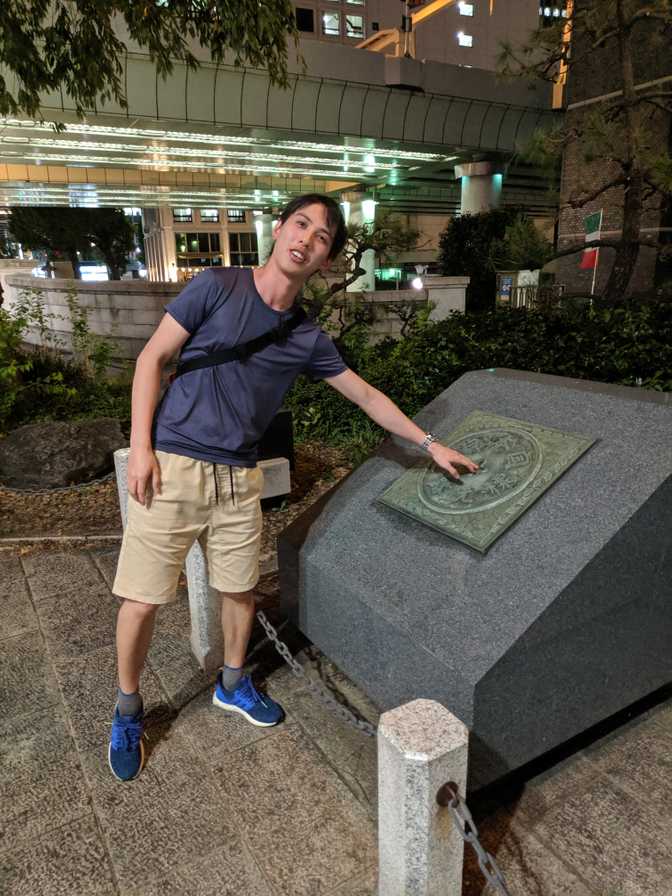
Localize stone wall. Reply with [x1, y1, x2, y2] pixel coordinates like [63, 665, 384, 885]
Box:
[3, 273, 181, 368]
[0, 259, 36, 302]
[331, 277, 468, 340]
[3, 273, 467, 367]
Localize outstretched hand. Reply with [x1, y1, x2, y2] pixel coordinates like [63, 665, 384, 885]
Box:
[428, 443, 479, 481]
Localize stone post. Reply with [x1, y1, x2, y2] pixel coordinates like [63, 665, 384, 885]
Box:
[113, 448, 224, 672]
[378, 699, 469, 896]
[425, 276, 470, 318]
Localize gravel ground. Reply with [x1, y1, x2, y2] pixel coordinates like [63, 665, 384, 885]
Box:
[0, 442, 353, 553]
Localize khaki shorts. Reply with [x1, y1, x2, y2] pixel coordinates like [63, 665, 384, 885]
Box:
[113, 450, 264, 604]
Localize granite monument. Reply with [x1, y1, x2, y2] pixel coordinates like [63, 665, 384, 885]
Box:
[278, 369, 672, 788]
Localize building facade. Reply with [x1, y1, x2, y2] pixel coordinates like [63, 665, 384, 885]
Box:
[0, 2, 558, 285]
[557, 5, 672, 296]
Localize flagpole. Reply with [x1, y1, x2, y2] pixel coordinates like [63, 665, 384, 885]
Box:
[591, 248, 599, 297]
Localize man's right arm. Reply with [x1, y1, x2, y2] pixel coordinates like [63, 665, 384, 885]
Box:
[129, 313, 191, 505]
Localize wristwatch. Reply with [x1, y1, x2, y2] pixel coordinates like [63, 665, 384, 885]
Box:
[420, 432, 438, 452]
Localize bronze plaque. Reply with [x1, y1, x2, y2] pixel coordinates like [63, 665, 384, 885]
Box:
[378, 411, 596, 552]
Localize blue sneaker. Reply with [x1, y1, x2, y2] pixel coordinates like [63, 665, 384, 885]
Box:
[108, 706, 145, 781]
[212, 673, 285, 727]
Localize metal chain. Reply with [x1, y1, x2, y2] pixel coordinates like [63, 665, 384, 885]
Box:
[437, 783, 512, 895]
[257, 611, 509, 892]
[0, 470, 117, 496]
[255, 609, 377, 737]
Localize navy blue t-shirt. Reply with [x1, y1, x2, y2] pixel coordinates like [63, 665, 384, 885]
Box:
[153, 267, 347, 466]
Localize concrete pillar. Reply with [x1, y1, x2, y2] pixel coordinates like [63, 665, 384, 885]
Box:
[254, 210, 274, 265]
[345, 195, 376, 293]
[142, 208, 175, 282]
[378, 699, 469, 896]
[454, 162, 502, 215]
[425, 276, 469, 318]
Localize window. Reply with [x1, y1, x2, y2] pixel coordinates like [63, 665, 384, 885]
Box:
[200, 208, 219, 223]
[458, 1, 474, 14]
[175, 232, 222, 268]
[539, 5, 565, 26]
[296, 7, 315, 32]
[172, 208, 192, 223]
[457, 31, 473, 46]
[345, 14, 364, 38]
[227, 209, 246, 223]
[346, 0, 365, 5]
[322, 11, 340, 36]
[229, 232, 259, 267]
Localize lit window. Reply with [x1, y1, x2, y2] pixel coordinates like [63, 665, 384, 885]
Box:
[553, 7, 560, 14]
[457, 31, 473, 46]
[347, 0, 365, 5]
[561, 7, 568, 14]
[322, 11, 340, 36]
[345, 14, 364, 38]
[544, 6, 551, 14]
[296, 8, 314, 32]
[458, 2, 474, 15]
[172, 208, 192, 223]
[229, 232, 259, 267]
[200, 208, 219, 223]
[227, 209, 246, 223]
[175, 232, 222, 267]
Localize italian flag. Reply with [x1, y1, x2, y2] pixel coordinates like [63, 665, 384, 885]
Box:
[580, 211, 602, 270]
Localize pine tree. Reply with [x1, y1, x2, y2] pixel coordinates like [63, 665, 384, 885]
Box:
[499, 0, 672, 302]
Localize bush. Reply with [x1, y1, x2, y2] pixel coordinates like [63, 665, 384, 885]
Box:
[284, 303, 672, 456]
[0, 289, 130, 433]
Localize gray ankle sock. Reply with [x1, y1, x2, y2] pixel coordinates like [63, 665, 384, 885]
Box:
[221, 665, 243, 691]
[117, 688, 142, 717]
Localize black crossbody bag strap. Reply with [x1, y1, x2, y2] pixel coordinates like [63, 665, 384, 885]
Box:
[172, 307, 307, 379]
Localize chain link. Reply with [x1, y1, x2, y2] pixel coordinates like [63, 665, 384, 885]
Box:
[255, 610, 377, 737]
[0, 470, 117, 496]
[438, 783, 512, 895]
[257, 610, 511, 891]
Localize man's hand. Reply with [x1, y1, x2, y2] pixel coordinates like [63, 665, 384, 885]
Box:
[128, 447, 162, 506]
[428, 442, 479, 481]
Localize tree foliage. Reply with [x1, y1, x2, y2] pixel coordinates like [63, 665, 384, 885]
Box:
[489, 213, 554, 272]
[304, 212, 420, 321]
[288, 211, 423, 371]
[9, 207, 135, 279]
[498, 0, 672, 303]
[0, 0, 300, 121]
[437, 209, 519, 312]
[284, 301, 672, 456]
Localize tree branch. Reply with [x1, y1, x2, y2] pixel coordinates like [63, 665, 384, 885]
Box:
[551, 239, 655, 260]
[630, 8, 672, 27]
[563, 176, 626, 209]
[642, 174, 671, 199]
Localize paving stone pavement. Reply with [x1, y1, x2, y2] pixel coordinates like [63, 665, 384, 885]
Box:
[1, 544, 671, 896]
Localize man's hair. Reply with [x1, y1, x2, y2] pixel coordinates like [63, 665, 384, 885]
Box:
[277, 193, 347, 260]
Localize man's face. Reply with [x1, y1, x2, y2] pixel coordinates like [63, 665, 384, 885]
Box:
[271, 203, 335, 280]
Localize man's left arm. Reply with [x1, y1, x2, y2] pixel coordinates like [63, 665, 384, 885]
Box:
[325, 369, 479, 481]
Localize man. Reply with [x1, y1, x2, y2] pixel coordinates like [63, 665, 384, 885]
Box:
[109, 193, 478, 781]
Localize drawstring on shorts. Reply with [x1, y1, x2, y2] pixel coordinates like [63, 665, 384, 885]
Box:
[212, 463, 236, 506]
